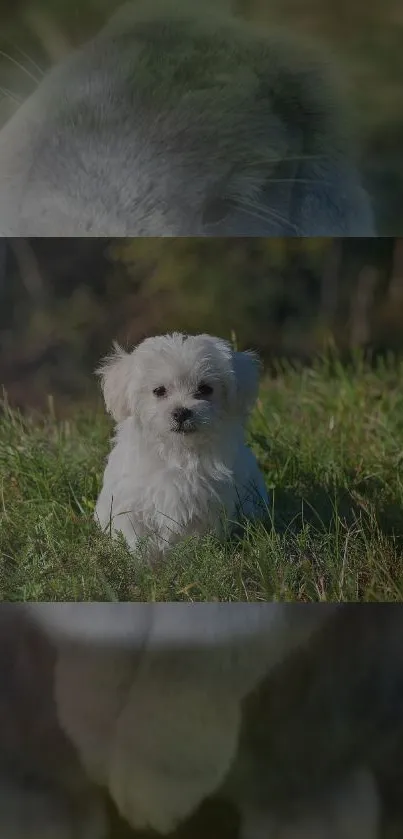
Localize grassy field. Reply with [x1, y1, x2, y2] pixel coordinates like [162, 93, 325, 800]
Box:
[1, 355, 403, 602]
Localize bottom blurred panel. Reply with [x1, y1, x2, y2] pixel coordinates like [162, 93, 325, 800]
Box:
[0, 603, 402, 839]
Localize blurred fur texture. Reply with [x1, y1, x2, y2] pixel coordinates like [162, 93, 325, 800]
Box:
[0, 0, 374, 236]
[30, 603, 331, 835]
[3, 605, 403, 838]
[94, 333, 268, 561]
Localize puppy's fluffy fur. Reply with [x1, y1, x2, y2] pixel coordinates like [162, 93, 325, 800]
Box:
[6, 603, 403, 839]
[95, 332, 268, 561]
[32, 603, 329, 835]
[24, 604, 403, 839]
[0, 0, 374, 236]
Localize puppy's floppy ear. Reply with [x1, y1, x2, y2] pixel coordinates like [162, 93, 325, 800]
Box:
[231, 350, 261, 416]
[96, 343, 134, 421]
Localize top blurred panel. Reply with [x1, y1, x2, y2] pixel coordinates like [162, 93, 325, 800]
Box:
[0, 0, 399, 236]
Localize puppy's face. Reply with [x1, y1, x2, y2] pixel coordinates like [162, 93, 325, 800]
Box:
[97, 333, 261, 445]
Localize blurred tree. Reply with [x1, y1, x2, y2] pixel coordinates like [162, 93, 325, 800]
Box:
[1, 236, 403, 410]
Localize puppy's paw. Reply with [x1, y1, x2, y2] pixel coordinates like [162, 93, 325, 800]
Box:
[109, 768, 202, 835]
[108, 682, 241, 833]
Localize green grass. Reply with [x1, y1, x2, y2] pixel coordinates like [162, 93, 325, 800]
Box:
[2, 355, 403, 601]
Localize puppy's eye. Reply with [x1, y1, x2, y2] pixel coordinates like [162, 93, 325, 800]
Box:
[195, 383, 213, 398]
[153, 386, 167, 398]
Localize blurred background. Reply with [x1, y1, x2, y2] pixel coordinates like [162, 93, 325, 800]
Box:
[0, 0, 402, 232]
[0, 236, 401, 413]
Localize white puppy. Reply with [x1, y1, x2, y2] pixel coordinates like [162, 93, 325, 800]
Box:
[94, 332, 268, 560]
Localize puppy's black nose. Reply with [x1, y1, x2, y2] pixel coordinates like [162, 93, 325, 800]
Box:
[172, 407, 193, 424]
